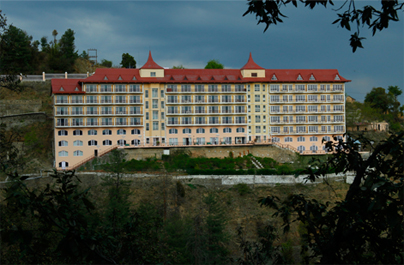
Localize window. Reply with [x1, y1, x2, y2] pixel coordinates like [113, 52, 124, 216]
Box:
[102, 118, 112, 125]
[255, 115, 261, 123]
[58, 150, 68, 157]
[307, 84, 318, 91]
[196, 128, 205, 133]
[255, 95, 260, 102]
[196, 137, 205, 145]
[236, 127, 245, 133]
[270, 106, 280, 113]
[153, 121, 158, 130]
[297, 146, 305, 152]
[272, 137, 280, 142]
[86, 84, 97, 92]
[161, 101, 164, 109]
[73, 130, 82, 136]
[255, 126, 261, 133]
[161, 89, 164, 97]
[117, 140, 127, 146]
[58, 130, 68, 136]
[131, 139, 141, 146]
[310, 136, 318, 142]
[58, 140, 68, 147]
[161, 122, 165, 130]
[73, 150, 83, 156]
[150, 72, 156, 77]
[153, 110, 159, 120]
[270, 85, 280, 92]
[255, 105, 260, 112]
[251, 73, 257, 77]
[73, 140, 83, 146]
[296, 95, 306, 102]
[271, 126, 280, 133]
[285, 137, 293, 142]
[152, 88, 158, 98]
[296, 84, 305, 91]
[210, 128, 218, 133]
[115, 84, 126, 92]
[88, 129, 97, 135]
[169, 128, 178, 134]
[131, 129, 141, 135]
[169, 138, 178, 146]
[223, 127, 232, 133]
[146, 112, 149, 120]
[152, 99, 158, 108]
[145, 90, 149, 98]
[296, 126, 306, 133]
[129, 85, 140, 92]
[102, 129, 111, 136]
[57, 107, 69, 115]
[117, 129, 126, 135]
[103, 140, 112, 146]
[297, 136, 305, 142]
[254, 84, 260, 91]
[183, 128, 191, 134]
[323, 136, 331, 141]
[88, 140, 97, 146]
[270, 95, 280, 102]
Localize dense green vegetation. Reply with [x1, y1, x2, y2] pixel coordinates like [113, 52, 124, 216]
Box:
[1, 132, 403, 264]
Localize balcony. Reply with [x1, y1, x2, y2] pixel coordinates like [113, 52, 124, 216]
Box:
[56, 100, 69, 104]
[129, 99, 142, 104]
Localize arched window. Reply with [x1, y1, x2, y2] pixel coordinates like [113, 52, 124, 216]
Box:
[196, 128, 205, 134]
[336, 135, 343, 140]
[88, 140, 98, 146]
[169, 128, 178, 134]
[58, 130, 68, 136]
[103, 129, 112, 135]
[223, 127, 232, 133]
[103, 140, 112, 146]
[118, 139, 126, 146]
[236, 127, 245, 133]
[183, 128, 191, 134]
[310, 136, 318, 142]
[73, 150, 83, 156]
[131, 129, 141, 135]
[58, 161, 69, 167]
[272, 137, 280, 142]
[297, 146, 305, 153]
[117, 129, 126, 135]
[58, 140, 68, 147]
[131, 139, 141, 146]
[210, 128, 218, 133]
[323, 136, 331, 142]
[58, 150, 68, 157]
[73, 129, 83, 136]
[73, 140, 83, 146]
[310, 145, 318, 151]
[88, 129, 97, 135]
[297, 136, 305, 142]
[284, 137, 293, 142]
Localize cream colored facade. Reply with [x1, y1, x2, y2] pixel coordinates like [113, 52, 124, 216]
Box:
[52, 53, 348, 170]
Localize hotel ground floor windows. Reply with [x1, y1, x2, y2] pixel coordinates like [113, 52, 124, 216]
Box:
[169, 138, 178, 146]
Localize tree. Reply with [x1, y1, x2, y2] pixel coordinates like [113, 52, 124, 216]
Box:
[0, 12, 26, 92]
[243, 0, 403, 52]
[204, 59, 224, 69]
[100, 59, 112, 68]
[172, 65, 185, 69]
[59, 29, 78, 72]
[120, 53, 136, 68]
[259, 132, 404, 264]
[364, 87, 392, 114]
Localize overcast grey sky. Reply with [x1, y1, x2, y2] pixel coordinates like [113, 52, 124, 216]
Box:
[1, 0, 403, 103]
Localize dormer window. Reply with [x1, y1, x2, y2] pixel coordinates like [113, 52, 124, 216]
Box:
[150, 72, 156, 77]
[251, 73, 257, 77]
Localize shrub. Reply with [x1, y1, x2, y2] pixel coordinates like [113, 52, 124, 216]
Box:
[233, 183, 251, 196]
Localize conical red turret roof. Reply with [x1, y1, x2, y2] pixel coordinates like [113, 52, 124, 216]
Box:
[141, 51, 163, 69]
[241, 53, 264, 69]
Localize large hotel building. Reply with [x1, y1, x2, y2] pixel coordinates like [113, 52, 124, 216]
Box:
[52, 52, 349, 169]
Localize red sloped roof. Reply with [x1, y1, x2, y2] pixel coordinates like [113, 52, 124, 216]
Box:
[241, 53, 264, 70]
[140, 51, 164, 69]
[51, 79, 83, 94]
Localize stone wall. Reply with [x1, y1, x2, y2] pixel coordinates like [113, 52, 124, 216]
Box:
[0, 112, 49, 129]
[0, 100, 42, 116]
[123, 144, 296, 163]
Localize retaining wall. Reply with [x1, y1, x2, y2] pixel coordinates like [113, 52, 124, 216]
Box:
[0, 112, 49, 128]
[0, 100, 42, 116]
[123, 144, 296, 163]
